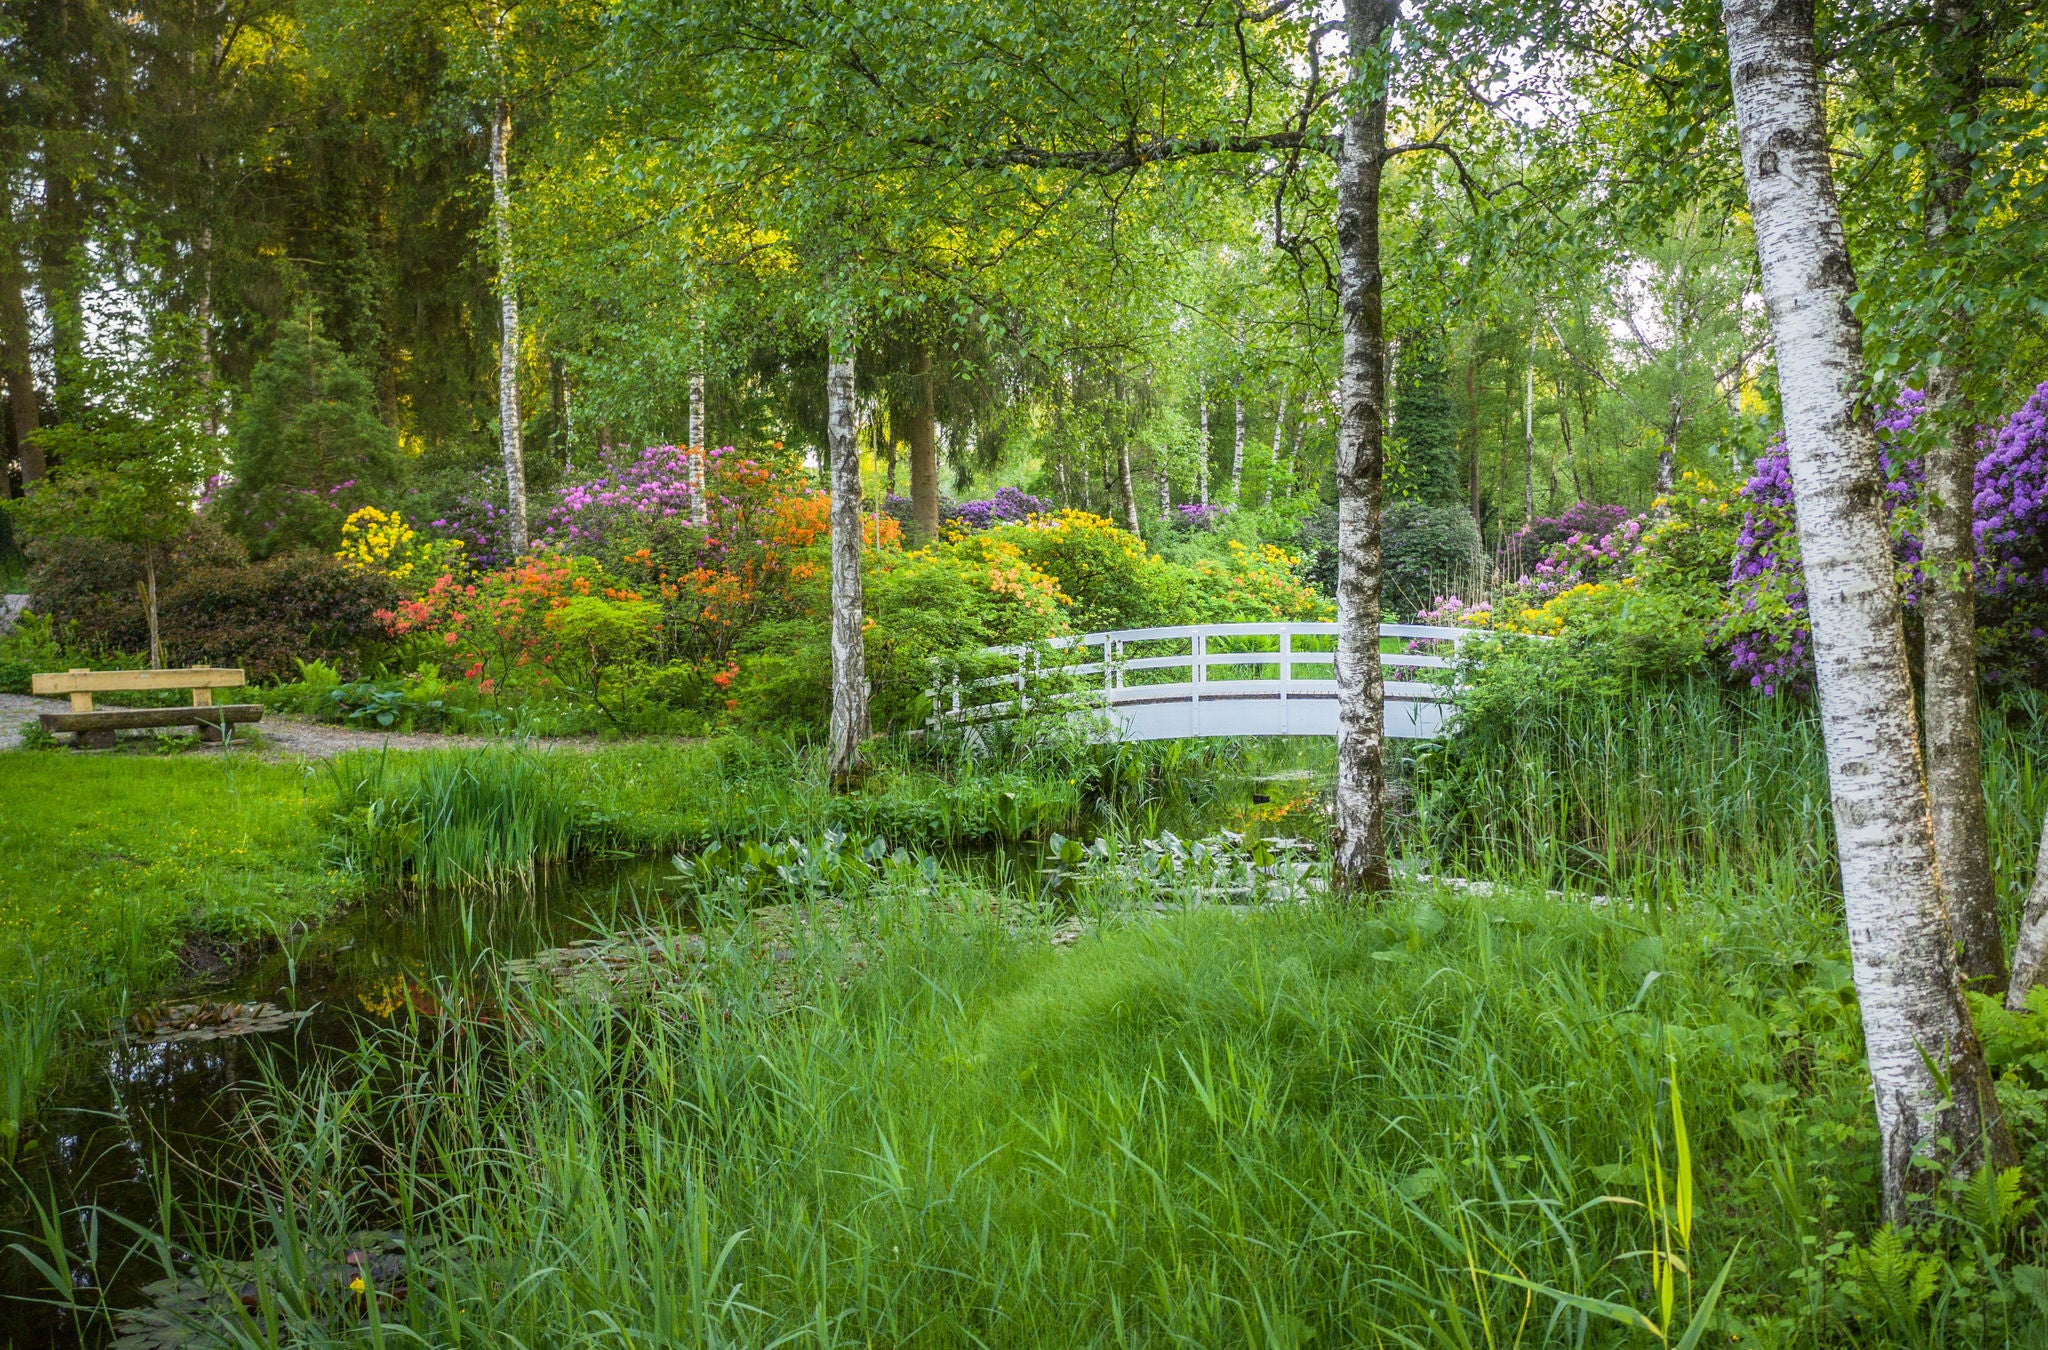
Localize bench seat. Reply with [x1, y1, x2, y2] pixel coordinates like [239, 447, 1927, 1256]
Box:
[29, 666, 263, 749]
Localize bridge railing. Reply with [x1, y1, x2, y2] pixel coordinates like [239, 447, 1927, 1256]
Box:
[928, 621, 1478, 732]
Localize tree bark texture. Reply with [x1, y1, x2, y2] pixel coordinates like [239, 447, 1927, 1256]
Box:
[1197, 384, 1210, 504]
[689, 369, 708, 527]
[1724, 0, 2013, 1217]
[1920, 0, 2003, 988]
[1524, 364, 1536, 521]
[909, 346, 940, 539]
[1118, 441, 1141, 535]
[491, 97, 529, 557]
[1157, 460, 1172, 521]
[0, 231, 41, 486]
[825, 333, 868, 784]
[2005, 808, 2048, 1010]
[1331, 0, 1396, 899]
[1231, 395, 1246, 500]
[141, 548, 163, 670]
[1265, 394, 1287, 508]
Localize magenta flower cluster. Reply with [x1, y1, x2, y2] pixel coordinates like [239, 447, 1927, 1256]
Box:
[545, 444, 698, 547]
[1516, 507, 1648, 599]
[1175, 502, 1232, 528]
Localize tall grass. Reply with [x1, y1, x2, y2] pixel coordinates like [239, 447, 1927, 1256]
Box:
[64, 873, 2043, 1347]
[1401, 678, 2047, 916]
[0, 974, 65, 1163]
[329, 746, 580, 890]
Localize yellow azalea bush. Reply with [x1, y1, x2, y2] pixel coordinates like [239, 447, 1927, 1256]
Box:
[336, 506, 466, 590]
[1183, 540, 1333, 623]
[980, 510, 1179, 631]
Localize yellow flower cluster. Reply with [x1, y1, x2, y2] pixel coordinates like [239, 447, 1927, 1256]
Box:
[1489, 579, 1636, 636]
[336, 506, 465, 586]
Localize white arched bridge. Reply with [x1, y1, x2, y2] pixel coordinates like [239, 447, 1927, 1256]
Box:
[929, 622, 1475, 742]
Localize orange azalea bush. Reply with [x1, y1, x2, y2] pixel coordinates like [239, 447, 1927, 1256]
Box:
[379, 553, 655, 698]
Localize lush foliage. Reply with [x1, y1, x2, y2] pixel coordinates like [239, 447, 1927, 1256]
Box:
[335, 507, 468, 591]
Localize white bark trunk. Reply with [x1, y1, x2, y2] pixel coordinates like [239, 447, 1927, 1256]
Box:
[1118, 441, 1141, 535]
[1265, 393, 1287, 508]
[1523, 364, 1536, 521]
[689, 370, 708, 527]
[2005, 810, 2048, 1010]
[1921, 0, 2002, 988]
[1724, 0, 2011, 1216]
[1231, 395, 1246, 501]
[1332, 0, 1395, 898]
[491, 97, 528, 557]
[142, 548, 162, 670]
[1157, 453, 1172, 521]
[825, 332, 867, 783]
[1197, 384, 1210, 505]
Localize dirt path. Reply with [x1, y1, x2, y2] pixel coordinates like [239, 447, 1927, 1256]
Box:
[0, 692, 569, 758]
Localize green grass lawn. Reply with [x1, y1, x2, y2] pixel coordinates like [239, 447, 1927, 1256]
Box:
[0, 750, 356, 991]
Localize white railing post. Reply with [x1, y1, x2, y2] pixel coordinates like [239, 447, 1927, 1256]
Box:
[1191, 631, 1205, 703]
[1279, 628, 1290, 705]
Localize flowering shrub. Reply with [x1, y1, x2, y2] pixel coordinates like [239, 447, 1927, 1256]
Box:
[545, 443, 699, 550]
[945, 487, 1052, 532]
[1974, 382, 2048, 684]
[1519, 510, 1649, 599]
[428, 489, 520, 571]
[378, 553, 653, 698]
[977, 510, 1175, 632]
[1504, 502, 1629, 559]
[336, 506, 467, 590]
[1182, 541, 1332, 622]
[1175, 502, 1231, 529]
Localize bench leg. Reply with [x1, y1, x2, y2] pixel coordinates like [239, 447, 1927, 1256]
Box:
[71, 729, 118, 751]
[198, 721, 224, 743]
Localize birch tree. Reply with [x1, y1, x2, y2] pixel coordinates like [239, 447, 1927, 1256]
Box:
[2006, 813, 2048, 1010]
[1330, 0, 1397, 897]
[1723, 0, 2011, 1213]
[490, 87, 529, 557]
[825, 330, 867, 783]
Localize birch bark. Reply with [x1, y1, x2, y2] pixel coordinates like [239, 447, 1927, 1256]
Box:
[2005, 811, 2048, 1010]
[1197, 383, 1210, 505]
[1919, 0, 2003, 987]
[689, 370, 708, 527]
[1265, 393, 1287, 508]
[1724, 0, 2012, 1215]
[825, 332, 868, 784]
[491, 96, 529, 556]
[1118, 441, 1142, 535]
[1231, 394, 1246, 500]
[1331, 0, 1396, 898]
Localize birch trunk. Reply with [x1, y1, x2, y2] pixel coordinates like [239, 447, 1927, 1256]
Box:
[1920, 0, 2003, 987]
[1231, 395, 1246, 500]
[1118, 441, 1141, 535]
[1523, 365, 1536, 521]
[1157, 451, 1172, 521]
[825, 332, 868, 784]
[2005, 809, 2048, 1010]
[909, 346, 940, 539]
[1331, 0, 1396, 898]
[1197, 384, 1210, 504]
[1724, 0, 2012, 1215]
[1265, 394, 1287, 508]
[491, 96, 529, 557]
[689, 369, 708, 527]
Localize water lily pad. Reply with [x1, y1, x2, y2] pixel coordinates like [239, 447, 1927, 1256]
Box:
[125, 1001, 314, 1044]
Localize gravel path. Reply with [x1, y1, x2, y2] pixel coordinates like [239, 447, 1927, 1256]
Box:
[0, 692, 555, 758]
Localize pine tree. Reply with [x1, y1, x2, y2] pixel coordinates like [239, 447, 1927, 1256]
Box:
[222, 306, 401, 558]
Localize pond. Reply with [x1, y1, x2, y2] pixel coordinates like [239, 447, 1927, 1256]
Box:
[0, 750, 1336, 1345]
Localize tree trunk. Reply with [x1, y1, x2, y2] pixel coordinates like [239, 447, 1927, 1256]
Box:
[1118, 440, 1141, 535]
[1657, 388, 1681, 497]
[689, 369, 708, 526]
[1231, 394, 1246, 500]
[825, 330, 868, 785]
[1465, 359, 1481, 527]
[141, 547, 163, 670]
[1265, 393, 1288, 508]
[909, 346, 940, 539]
[491, 96, 529, 556]
[1523, 363, 1536, 521]
[0, 231, 41, 486]
[39, 171, 83, 419]
[1920, 0, 2003, 989]
[1197, 382, 1210, 505]
[1724, 0, 2013, 1217]
[1157, 459, 1172, 521]
[2005, 808, 2048, 1010]
[1331, 0, 1396, 899]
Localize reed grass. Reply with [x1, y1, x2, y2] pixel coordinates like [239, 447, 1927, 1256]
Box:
[0, 974, 65, 1164]
[328, 746, 581, 890]
[72, 869, 2043, 1347]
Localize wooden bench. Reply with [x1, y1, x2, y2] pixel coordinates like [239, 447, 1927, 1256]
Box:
[31, 667, 263, 749]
